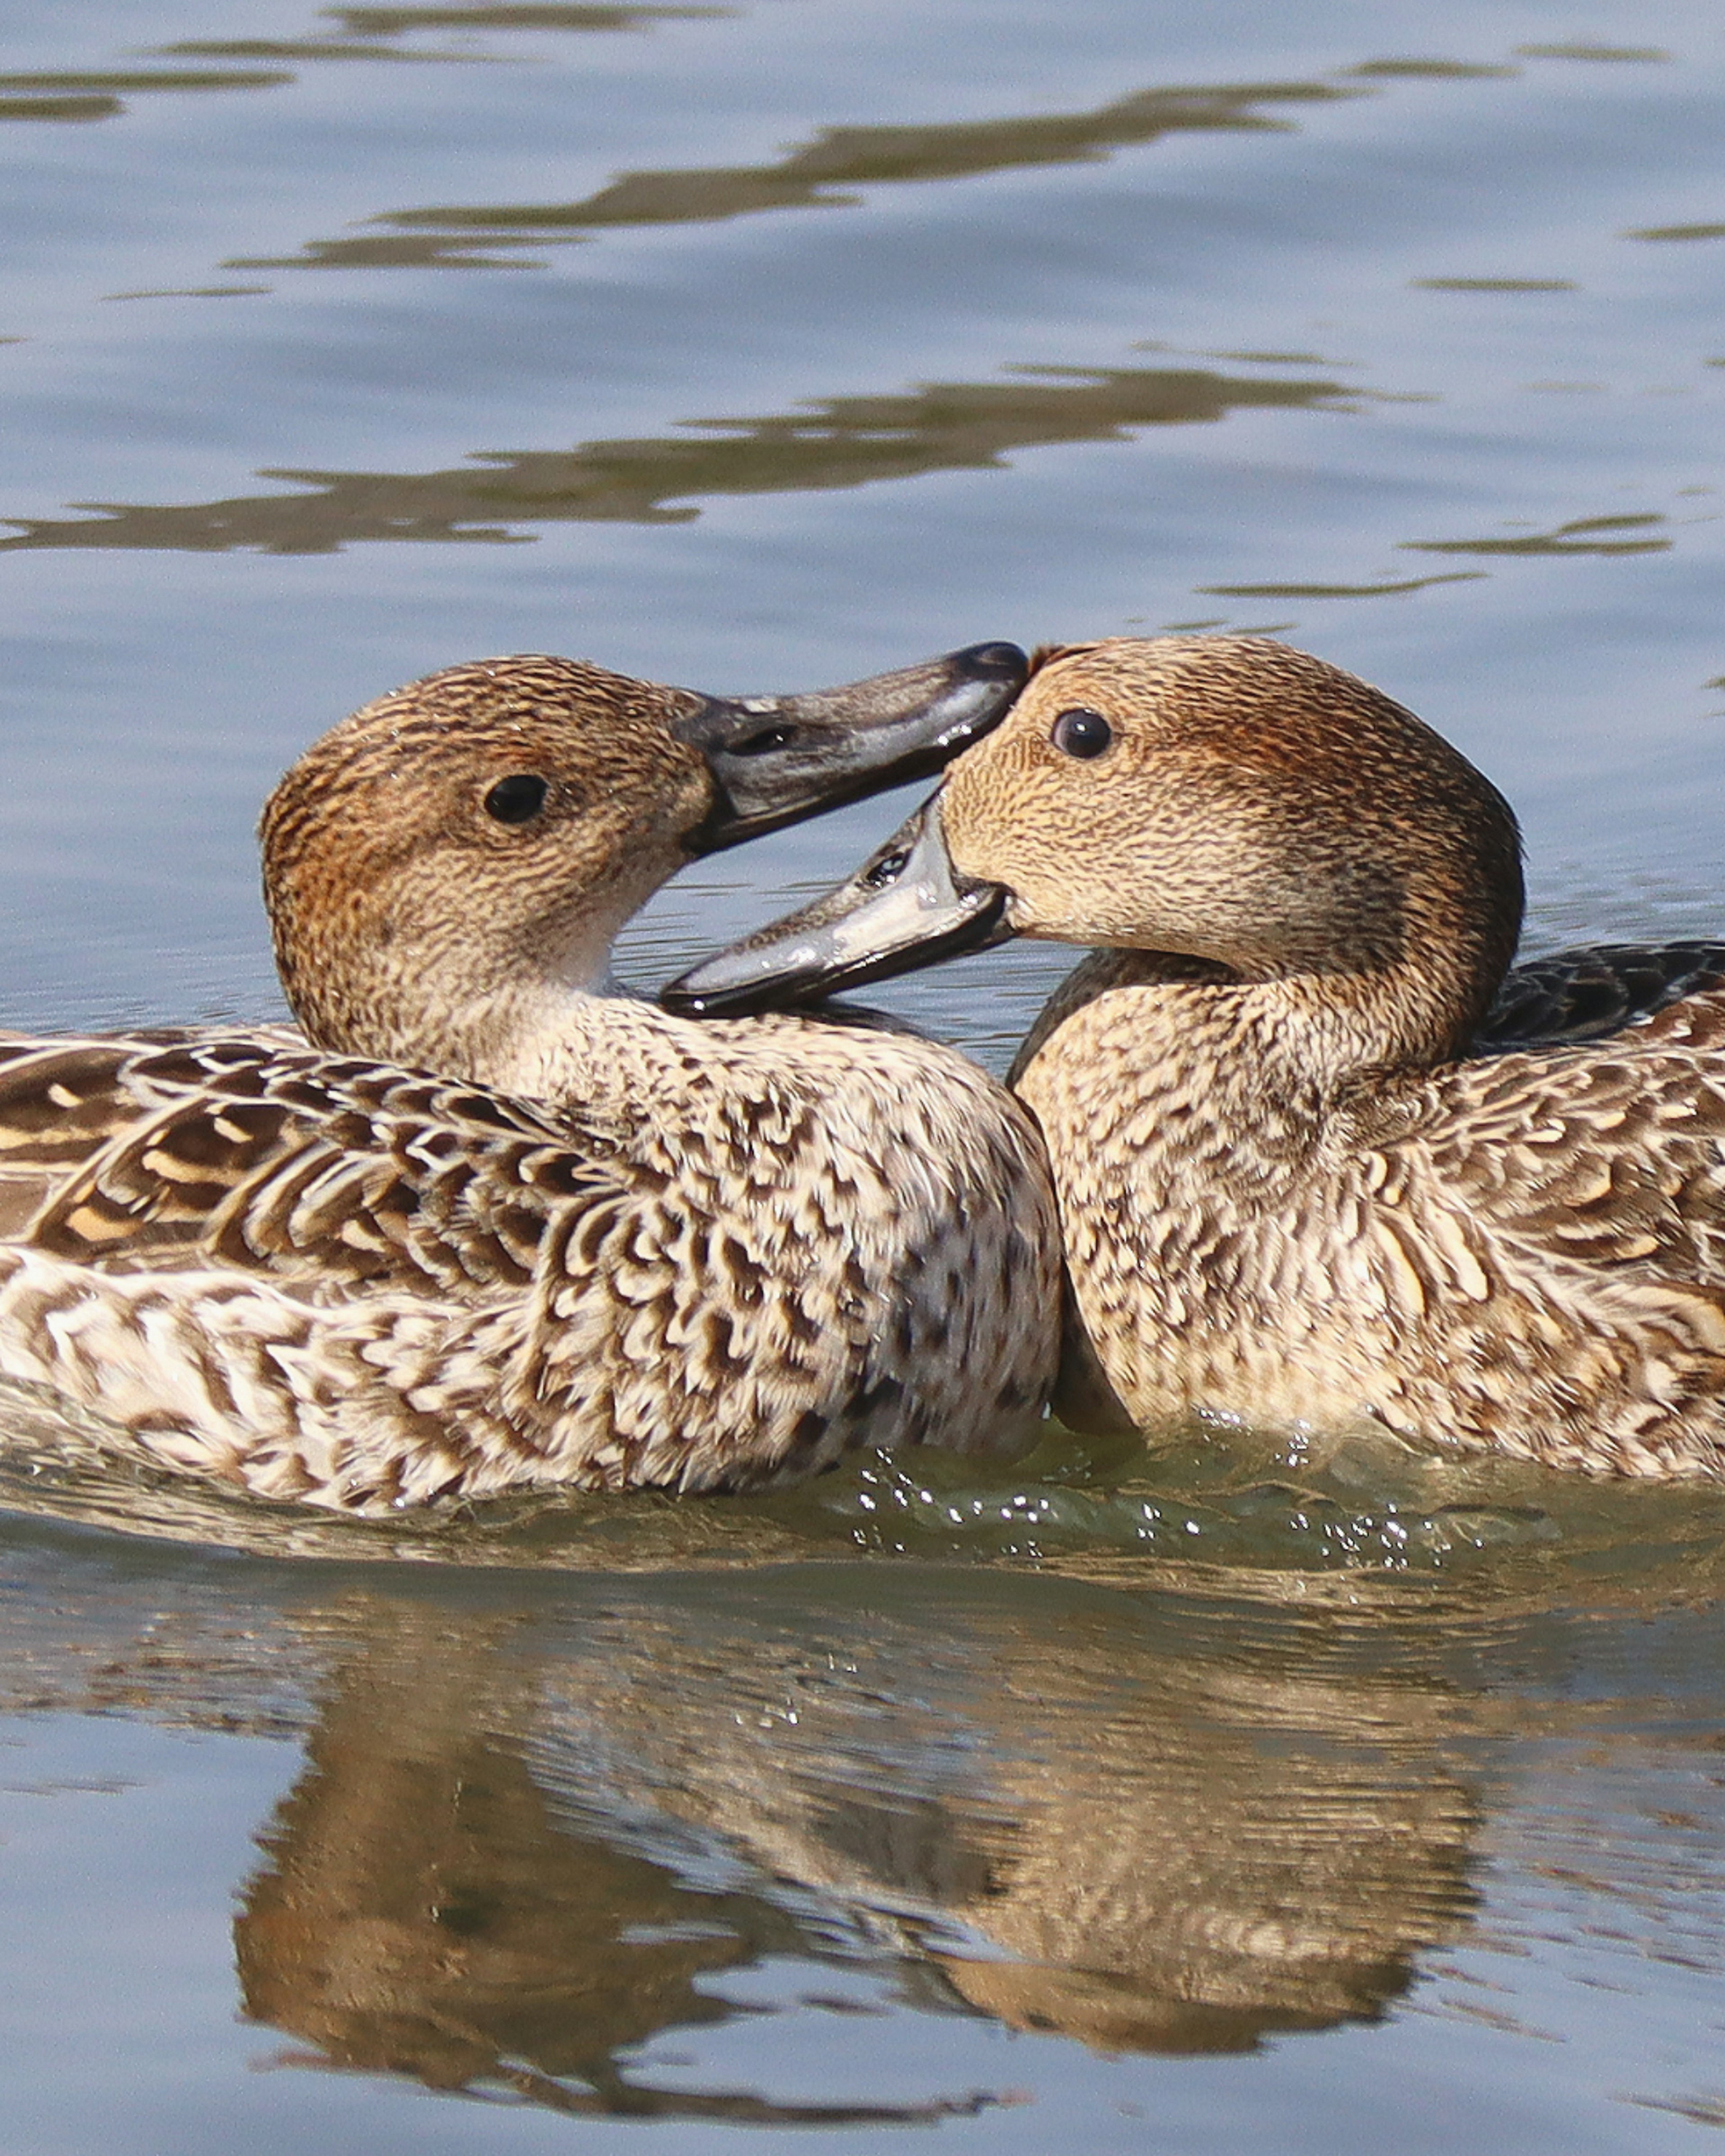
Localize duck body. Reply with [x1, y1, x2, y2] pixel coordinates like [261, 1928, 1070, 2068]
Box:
[0, 645, 1059, 1510]
[0, 1005, 1054, 1509]
[669, 636, 1725, 1477]
[1013, 958, 1725, 1473]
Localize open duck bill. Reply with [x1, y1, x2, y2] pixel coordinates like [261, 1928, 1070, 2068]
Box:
[661, 795, 1015, 1017]
[672, 642, 1025, 853]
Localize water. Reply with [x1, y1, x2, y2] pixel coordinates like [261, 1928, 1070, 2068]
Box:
[2, 0, 1724, 2148]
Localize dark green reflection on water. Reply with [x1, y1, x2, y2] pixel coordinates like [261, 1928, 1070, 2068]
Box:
[0, 70, 292, 92]
[331, 4, 729, 30]
[0, 10, 731, 125]
[162, 6, 728, 61]
[0, 68, 291, 123]
[232, 76, 1361, 270]
[1627, 222, 1725, 242]
[0, 361, 1353, 554]
[1344, 59, 1517, 80]
[155, 39, 498, 63]
[1515, 42, 1669, 63]
[1405, 512, 1672, 557]
[0, 95, 118, 121]
[1411, 277, 1579, 292]
[1199, 571, 1483, 600]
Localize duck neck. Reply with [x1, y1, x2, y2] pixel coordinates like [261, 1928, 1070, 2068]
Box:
[343, 978, 781, 1118]
[288, 941, 629, 1099]
[379, 977, 623, 1099]
[1013, 948, 1471, 1218]
[1019, 933, 1494, 1090]
[281, 896, 648, 1098]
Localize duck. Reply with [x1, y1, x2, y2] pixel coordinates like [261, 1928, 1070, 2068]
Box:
[664, 636, 1725, 1477]
[0, 645, 1060, 1511]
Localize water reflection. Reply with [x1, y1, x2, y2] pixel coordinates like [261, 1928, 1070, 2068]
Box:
[233, 76, 1362, 270]
[0, 361, 1353, 553]
[1411, 277, 1579, 292]
[10, 1557, 1487, 2108]
[154, 39, 494, 63]
[1406, 512, 1672, 557]
[330, 4, 727, 31]
[1628, 222, 1725, 243]
[236, 1609, 988, 2123]
[1199, 570, 1482, 600]
[0, 9, 731, 129]
[0, 93, 119, 122]
[1514, 43, 1669, 63]
[0, 67, 292, 125]
[161, 7, 726, 65]
[567, 1588, 1480, 2054]
[8, 1406, 1725, 2122]
[1344, 60, 1517, 81]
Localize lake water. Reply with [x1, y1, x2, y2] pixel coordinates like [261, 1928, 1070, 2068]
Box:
[3, 1, 1725, 2148]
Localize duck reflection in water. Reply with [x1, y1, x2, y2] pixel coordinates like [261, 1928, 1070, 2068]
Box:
[235, 1608, 979, 2127]
[228, 1586, 1478, 2112]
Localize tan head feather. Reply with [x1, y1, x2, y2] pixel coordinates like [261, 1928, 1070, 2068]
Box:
[261, 657, 711, 1083]
[944, 636, 1524, 1064]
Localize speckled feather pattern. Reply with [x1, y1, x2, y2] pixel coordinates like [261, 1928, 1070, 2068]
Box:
[1017, 974, 1725, 1473]
[1477, 939, 1725, 1051]
[0, 1008, 1057, 1509]
[935, 636, 1725, 1477]
[0, 649, 1060, 1510]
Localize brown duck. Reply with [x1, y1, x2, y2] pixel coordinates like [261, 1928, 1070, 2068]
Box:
[668, 636, 1725, 1476]
[0, 645, 1059, 1509]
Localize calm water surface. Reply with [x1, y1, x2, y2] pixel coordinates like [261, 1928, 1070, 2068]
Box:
[3, 1, 1725, 2149]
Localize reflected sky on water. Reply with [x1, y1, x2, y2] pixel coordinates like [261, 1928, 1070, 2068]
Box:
[1, 0, 1724, 2148]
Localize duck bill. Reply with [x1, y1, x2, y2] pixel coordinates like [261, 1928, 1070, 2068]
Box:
[661, 797, 1014, 1017]
[672, 642, 1026, 853]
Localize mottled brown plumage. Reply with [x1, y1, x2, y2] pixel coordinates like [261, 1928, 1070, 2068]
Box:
[682, 636, 1725, 1475]
[0, 652, 1058, 1508]
[969, 640, 1725, 1473]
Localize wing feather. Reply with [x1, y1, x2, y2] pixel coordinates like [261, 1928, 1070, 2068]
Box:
[0, 1031, 628, 1296]
[1345, 990, 1725, 1465]
[1479, 940, 1725, 1051]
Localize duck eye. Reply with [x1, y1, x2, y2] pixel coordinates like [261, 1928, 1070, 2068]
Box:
[1051, 707, 1113, 760]
[483, 773, 549, 825]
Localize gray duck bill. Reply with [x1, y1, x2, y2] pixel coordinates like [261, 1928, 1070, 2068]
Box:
[662, 796, 1014, 1017]
[673, 641, 1026, 853]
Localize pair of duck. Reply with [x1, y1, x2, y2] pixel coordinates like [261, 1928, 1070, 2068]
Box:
[4, 636, 1722, 1508]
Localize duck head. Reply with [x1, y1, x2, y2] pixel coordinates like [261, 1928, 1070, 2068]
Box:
[261, 642, 1025, 1087]
[664, 637, 1526, 1072]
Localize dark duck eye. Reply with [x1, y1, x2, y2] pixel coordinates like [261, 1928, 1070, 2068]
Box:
[1050, 707, 1114, 760]
[483, 773, 550, 825]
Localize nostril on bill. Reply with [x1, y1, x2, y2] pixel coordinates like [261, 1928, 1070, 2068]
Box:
[864, 848, 911, 889]
[729, 724, 798, 757]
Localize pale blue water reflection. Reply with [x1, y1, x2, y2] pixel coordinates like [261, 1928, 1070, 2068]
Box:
[4, 1491, 1725, 2152]
[1, 0, 1725, 2147]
